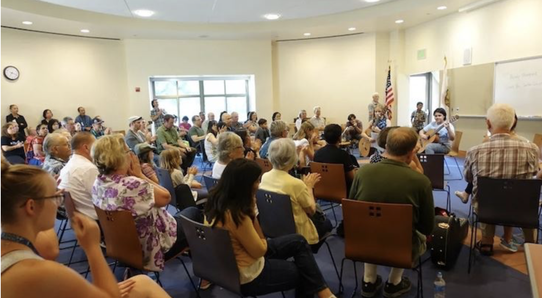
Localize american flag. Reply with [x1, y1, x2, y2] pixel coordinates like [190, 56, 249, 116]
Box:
[385, 66, 395, 120]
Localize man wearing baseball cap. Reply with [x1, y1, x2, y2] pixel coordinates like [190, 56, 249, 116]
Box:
[125, 116, 145, 151]
[90, 116, 111, 139]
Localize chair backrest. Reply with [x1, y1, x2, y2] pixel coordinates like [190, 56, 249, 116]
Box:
[174, 184, 196, 210]
[112, 130, 126, 136]
[450, 131, 463, 154]
[203, 175, 219, 193]
[418, 154, 445, 189]
[63, 191, 76, 220]
[94, 207, 145, 270]
[256, 189, 296, 238]
[342, 199, 413, 268]
[179, 216, 242, 295]
[255, 157, 273, 174]
[310, 162, 347, 204]
[477, 177, 541, 228]
[155, 167, 178, 207]
[5, 155, 25, 165]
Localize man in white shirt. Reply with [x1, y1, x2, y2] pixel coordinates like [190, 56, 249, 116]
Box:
[309, 106, 325, 132]
[295, 109, 307, 131]
[58, 132, 99, 220]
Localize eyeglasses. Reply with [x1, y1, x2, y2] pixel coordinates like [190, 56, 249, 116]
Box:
[19, 192, 65, 207]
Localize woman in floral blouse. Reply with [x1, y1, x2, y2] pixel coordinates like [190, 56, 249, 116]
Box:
[91, 134, 199, 271]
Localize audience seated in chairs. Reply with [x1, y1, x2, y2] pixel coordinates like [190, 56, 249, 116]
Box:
[1, 122, 26, 163]
[125, 116, 146, 151]
[204, 158, 336, 298]
[58, 132, 100, 220]
[47, 119, 61, 134]
[212, 132, 251, 178]
[314, 124, 358, 191]
[204, 120, 223, 163]
[91, 134, 200, 272]
[134, 143, 159, 184]
[464, 103, 540, 254]
[1, 157, 172, 298]
[260, 138, 332, 245]
[41, 109, 55, 127]
[160, 148, 207, 200]
[156, 114, 196, 172]
[259, 120, 288, 159]
[42, 133, 72, 176]
[349, 127, 435, 298]
[370, 126, 424, 174]
[28, 124, 48, 166]
[295, 109, 308, 131]
[293, 121, 318, 167]
[243, 111, 259, 136]
[187, 114, 206, 148]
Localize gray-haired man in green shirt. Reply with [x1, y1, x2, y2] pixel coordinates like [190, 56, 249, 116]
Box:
[349, 127, 434, 298]
[155, 114, 196, 171]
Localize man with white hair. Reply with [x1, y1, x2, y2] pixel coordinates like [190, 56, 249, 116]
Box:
[309, 106, 325, 132]
[202, 112, 215, 134]
[259, 120, 289, 159]
[464, 103, 539, 255]
[230, 112, 244, 131]
[42, 132, 72, 176]
[295, 109, 308, 131]
[368, 92, 382, 122]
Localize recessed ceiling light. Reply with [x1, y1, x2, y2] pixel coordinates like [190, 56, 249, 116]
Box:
[304, 33, 311, 36]
[80, 29, 90, 33]
[22, 21, 33, 25]
[365, 0, 380, 2]
[437, 6, 447, 10]
[395, 19, 404, 24]
[348, 27, 356, 31]
[263, 14, 281, 20]
[133, 9, 155, 17]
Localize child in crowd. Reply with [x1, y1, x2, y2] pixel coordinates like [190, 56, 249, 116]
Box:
[254, 118, 270, 144]
[160, 148, 205, 200]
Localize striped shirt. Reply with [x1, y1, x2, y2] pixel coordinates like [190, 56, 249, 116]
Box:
[464, 133, 540, 202]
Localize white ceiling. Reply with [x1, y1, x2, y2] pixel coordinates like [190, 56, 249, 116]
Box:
[39, 0, 395, 23]
[1, 0, 484, 40]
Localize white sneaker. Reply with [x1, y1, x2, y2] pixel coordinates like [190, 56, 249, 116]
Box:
[454, 191, 469, 204]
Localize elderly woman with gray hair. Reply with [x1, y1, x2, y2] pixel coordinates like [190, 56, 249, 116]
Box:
[42, 132, 72, 176]
[258, 120, 289, 159]
[211, 131, 254, 178]
[259, 138, 332, 246]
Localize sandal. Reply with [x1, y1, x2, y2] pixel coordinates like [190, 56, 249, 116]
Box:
[475, 241, 494, 256]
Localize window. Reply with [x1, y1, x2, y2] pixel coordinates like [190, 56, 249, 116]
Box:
[151, 76, 252, 124]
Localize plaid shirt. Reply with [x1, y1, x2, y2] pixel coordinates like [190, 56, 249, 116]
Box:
[151, 108, 167, 129]
[464, 133, 540, 202]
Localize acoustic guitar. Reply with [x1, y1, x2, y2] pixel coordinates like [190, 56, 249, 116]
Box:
[359, 127, 374, 157]
[418, 115, 459, 153]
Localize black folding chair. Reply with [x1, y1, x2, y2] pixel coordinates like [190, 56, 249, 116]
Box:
[418, 154, 451, 212]
[468, 177, 542, 273]
[203, 175, 219, 193]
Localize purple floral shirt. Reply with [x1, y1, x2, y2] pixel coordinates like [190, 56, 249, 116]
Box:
[92, 174, 177, 271]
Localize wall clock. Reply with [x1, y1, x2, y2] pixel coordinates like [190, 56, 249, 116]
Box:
[4, 66, 20, 81]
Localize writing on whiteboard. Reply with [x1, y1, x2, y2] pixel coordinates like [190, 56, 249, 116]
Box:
[505, 71, 542, 90]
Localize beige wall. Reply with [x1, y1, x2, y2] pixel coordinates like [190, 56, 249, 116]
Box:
[397, 0, 542, 151]
[122, 39, 274, 125]
[1, 28, 129, 131]
[275, 33, 377, 125]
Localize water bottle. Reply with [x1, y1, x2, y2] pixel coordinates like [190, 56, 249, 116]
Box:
[434, 272, 446, 298]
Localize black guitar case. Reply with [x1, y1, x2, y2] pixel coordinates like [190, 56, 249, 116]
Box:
[429, 214, 469, 269]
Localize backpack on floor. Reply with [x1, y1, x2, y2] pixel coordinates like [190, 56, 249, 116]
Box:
[428, 208, 469, 269]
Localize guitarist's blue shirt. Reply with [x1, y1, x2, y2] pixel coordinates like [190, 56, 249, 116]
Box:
[423, 121, 455, 146]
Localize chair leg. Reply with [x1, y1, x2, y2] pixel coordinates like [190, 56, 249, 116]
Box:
[323, 240, 341, 292]
[339, 258, 347, 295]
[453, 156, 463, 180]
[468, 215, 477, 274]
[154, 272, 162, 287]
[445, 184, 451, 212]
[417, 258, 423, 298]
[67, 240, 79, 266]
[176, 257, 201, 298]
[351, 261, 359, 298]
[444, 158, 451, 175]
[57, 219, 68, 244]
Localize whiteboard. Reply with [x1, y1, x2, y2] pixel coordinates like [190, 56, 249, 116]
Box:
[494, 56, 542, 117]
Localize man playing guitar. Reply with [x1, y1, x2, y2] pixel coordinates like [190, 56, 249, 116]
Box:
[418, 107, 456, 154]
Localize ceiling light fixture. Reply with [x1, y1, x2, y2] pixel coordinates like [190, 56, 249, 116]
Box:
[133, 9, 155, 17]
[365, 0, 380, 3]
[348, 27, 356, 31]
[395, 19, 404, 24]
[458, 0, 501, 13]
[437, 6, 447, 10]
[304, 33, 311, 36]
[80, 29, 90, 33]
[263, 14, 281, 20]
[22, 21, 33, 25]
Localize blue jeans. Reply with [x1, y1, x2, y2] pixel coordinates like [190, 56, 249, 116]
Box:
[424, 143, 450, 154]
[240, 234, 328, 298]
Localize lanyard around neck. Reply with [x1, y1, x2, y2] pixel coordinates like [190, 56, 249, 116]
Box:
[1, 232, 37, 253]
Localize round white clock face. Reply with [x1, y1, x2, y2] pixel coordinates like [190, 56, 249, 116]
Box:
[4, 66, 19, 80]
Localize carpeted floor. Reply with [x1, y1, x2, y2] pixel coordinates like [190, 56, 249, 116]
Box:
[55, 154, 539, 298]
